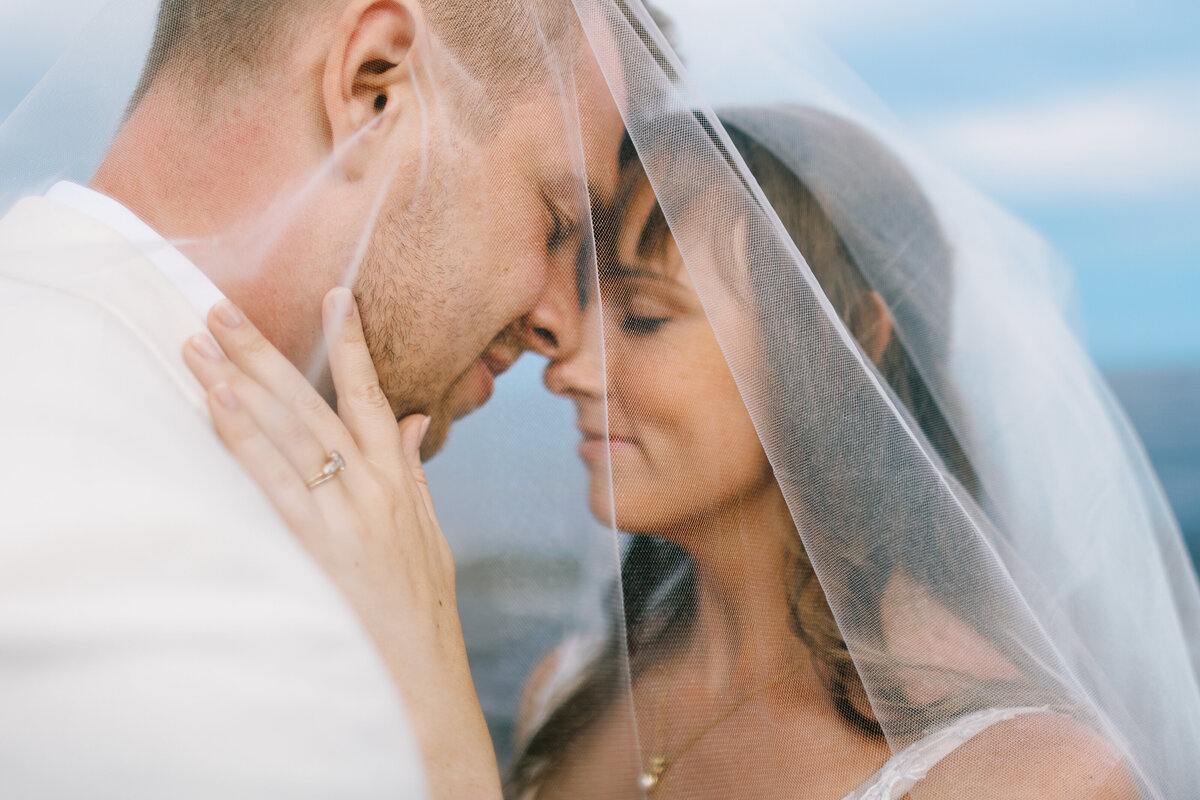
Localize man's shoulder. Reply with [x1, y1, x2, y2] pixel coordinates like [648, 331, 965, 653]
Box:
[0, 196, 210, 429]
[0, 197, 336, 629]
[0, 193, 119, 252]
[0, 202, 428, 800]
[0, 265, 269, 549]
[0, 273, 195, 416]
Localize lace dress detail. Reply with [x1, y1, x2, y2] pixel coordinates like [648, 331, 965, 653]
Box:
[842, 707, 1051, 800]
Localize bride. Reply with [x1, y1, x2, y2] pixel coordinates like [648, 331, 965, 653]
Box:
[504, 108, 1137, 799]
[185, 103, 1180, 799]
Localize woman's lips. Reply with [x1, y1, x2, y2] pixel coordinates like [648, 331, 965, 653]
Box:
[578, 431, 639, 463]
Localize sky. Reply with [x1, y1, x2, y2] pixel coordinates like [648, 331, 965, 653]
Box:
[2, 0, 1197, 369]
[796, 0, 1200, 370]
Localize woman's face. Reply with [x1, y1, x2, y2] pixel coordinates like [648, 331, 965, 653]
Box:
[544, 173, 773, 535]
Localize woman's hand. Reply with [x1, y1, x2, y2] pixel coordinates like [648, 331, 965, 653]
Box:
[183, 288, 500, 800]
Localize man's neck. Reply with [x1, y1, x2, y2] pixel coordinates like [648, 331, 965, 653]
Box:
[90, 89, 327, 368]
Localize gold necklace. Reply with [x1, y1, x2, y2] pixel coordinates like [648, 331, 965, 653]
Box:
[638, 656, 805, 793]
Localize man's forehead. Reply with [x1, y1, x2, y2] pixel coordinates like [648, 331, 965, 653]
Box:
[519, 106, 619, 208]
[498, 35, 624, 204]
[575, 27, 626, 200]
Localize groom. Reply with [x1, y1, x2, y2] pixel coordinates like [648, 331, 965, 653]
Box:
[0, 0, 623, 797]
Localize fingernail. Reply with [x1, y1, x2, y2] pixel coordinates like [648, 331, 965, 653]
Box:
[419, 415, 431, 442]
[189, 333, 223, 360]
[213, 299, 245, 328]
[331, 287, 356, 318]
[213, 382, 239, 411]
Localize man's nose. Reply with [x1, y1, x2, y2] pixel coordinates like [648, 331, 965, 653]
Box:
[522, 264, 584, 361]
[542, 298, 604, 399]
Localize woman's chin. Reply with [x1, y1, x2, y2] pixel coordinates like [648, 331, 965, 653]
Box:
[587, 481, 674, 536]
[587, 481, 615, 527]
[587, 483, 651, 532]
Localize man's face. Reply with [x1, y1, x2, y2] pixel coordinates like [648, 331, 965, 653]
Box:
[355, 50, 624, 456]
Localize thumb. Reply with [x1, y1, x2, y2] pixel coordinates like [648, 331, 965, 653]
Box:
[398, 414, 438, 520]
[398, 414, 430, 472]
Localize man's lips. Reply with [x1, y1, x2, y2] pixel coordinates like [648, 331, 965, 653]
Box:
[452, 345, 521, 420]
[480, 347, 518, 378]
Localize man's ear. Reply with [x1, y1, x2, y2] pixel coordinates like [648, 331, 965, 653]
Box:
[323, 0, 421, 179]
[849, 290, 894, 364]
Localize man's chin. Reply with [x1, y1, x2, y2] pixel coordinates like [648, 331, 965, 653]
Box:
[420, 357, 506, 461]
[457, 358, 497, 416]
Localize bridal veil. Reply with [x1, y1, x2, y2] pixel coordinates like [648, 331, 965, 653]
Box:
[3, 0, 1197, 797]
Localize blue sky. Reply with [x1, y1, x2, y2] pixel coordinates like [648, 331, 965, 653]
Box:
[772, 0, 1200, 369]
[3, 0, 1197, 368]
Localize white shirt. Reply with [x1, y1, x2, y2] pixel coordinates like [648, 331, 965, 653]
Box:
[1, 188, 428, 798]
[45, 181, 224, 318]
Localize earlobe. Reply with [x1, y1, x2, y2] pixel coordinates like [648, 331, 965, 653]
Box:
[852, 290, 894, 364]
[322, 0, 420, 178]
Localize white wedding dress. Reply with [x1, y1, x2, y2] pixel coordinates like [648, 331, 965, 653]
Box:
[843, 708, 1052, 800]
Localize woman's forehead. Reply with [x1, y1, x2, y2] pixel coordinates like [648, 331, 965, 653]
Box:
[613, 172, 688, 283]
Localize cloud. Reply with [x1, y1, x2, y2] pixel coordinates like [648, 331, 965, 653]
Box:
[912, 76, 1200, 201]
[775, 0, 1118, 43]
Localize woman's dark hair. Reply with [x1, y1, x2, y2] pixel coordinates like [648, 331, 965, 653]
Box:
[505, 109, 1054, 797]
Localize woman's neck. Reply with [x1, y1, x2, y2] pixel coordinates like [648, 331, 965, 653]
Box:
[661, 481, 819, 693]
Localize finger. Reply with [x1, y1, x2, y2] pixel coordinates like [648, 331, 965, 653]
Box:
[206, 381, 324, 543]
[324, 287, 403, 469]
[206, 298, 351, 452]
[399, 414, 438, 523]
[186, 333, 367, 533]
[185, 333, 350, 483]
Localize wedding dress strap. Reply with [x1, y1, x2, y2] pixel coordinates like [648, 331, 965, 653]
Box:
[521, 635, 605, 744]
[842, 706, 1052, 800]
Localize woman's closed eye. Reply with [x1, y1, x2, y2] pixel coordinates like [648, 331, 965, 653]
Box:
[603, 272, 686, 338]
[545, 196, 576, 254]
[612, 289, 676, 336]
[621, 312, 670, 335]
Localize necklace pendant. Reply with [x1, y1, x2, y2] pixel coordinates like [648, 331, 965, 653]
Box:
[639, 756, 668, 793]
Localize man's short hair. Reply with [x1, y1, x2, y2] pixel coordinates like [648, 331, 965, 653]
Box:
[128, 0, 572, 112]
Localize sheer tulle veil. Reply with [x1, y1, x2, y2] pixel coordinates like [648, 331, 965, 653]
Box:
[2, 0, 1197, 797]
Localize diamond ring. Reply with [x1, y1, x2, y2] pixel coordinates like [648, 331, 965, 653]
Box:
[305, 450, 345, 490]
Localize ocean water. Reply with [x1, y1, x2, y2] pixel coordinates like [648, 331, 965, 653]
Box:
[1107, 368, 1200, 564]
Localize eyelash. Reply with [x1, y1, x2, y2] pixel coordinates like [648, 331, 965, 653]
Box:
[621, 313, 670, 335]
[547, 204, 571, 253]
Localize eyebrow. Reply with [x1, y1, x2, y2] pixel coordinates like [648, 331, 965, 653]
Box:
[541, 173, 600, 219]
[541, 177, 599, 310]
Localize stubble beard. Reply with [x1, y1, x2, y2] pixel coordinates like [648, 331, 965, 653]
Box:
[355, 172, 454, 418]
[352, 153, 484, 459]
